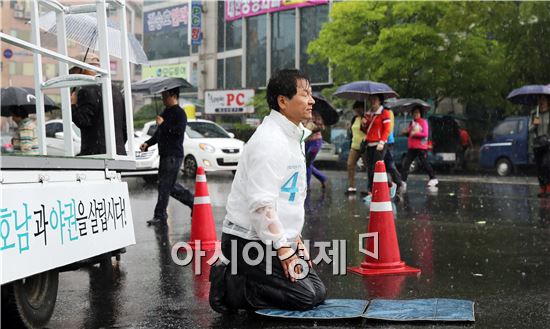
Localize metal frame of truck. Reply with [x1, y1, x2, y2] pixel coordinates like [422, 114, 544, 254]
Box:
[1, 1, 137, 327]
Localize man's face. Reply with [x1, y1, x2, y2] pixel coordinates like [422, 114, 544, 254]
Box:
[279, 79, 315, 125]
[11, 115, 22, 124]
[161, 91, 172, 106]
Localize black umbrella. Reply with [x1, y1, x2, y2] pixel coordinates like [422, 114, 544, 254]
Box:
[385, 98, 431, 114]
[131, 77, 193, 95]
[312, 95, 339, 125]
[1, 87, 58, 117]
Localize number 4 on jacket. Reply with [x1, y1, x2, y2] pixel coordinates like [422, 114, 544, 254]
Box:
[281, 172, 299, 202]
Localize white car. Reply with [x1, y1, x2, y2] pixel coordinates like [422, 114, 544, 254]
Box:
[45, 119, 81, 156]
[135, 119, 245, 179]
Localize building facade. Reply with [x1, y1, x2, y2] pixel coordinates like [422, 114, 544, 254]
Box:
[141, 0, 332, 102]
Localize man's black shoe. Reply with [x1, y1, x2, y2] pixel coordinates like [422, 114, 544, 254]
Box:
[209, 262, 231, 314]
[146, 218, 166, 226]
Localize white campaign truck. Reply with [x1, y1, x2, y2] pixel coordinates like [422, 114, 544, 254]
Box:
[1, 1, 137, 327]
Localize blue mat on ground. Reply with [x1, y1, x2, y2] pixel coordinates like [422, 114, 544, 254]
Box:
[364, 298, 475, 322]
[255, 299, 368, 319]
[255, 298, 475, 322]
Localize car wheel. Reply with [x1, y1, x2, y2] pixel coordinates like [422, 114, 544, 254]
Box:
[183, 155, 198, 178]
[1, 270, 59, 329]
[496, 158, 513, 176]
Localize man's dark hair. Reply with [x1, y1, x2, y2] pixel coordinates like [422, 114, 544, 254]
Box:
[267, 69, 310, 112]
[165, 87, 180, 99]
[11, 106, 29, 119]
[353, 101, 365, 109]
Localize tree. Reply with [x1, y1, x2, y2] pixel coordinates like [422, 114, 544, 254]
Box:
[307, 1, 535, 113]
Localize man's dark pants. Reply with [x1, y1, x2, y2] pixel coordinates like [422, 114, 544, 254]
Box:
[534, 147, 550, 188]
[154, 155, 194, 221]
[219, 233, 326, 311]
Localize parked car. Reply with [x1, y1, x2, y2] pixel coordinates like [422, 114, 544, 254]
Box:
[479, 116, 530, 176]
[45, 119, 81, 156]
[135, 119, 245, 178]
[43, 120, 160, 182]
[125, 130, 160, 182]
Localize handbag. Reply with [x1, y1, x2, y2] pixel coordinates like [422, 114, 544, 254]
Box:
[534, 134, 550, 150]
[359, 140, 367, 154]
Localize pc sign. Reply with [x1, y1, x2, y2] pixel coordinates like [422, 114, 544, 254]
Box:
[205, 89, 255, 114]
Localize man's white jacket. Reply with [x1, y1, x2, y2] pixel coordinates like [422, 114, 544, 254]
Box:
[223, 110, 309, 248]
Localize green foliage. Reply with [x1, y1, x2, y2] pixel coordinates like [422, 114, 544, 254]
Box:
[248, 90, 271, 119]
[133, 101, 162, 128]
[231, 122, 256, 143]
[308, 1, 550, 118]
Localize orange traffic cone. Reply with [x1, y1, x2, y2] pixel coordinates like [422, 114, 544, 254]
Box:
[348, 160, 420, 276]
[188, 166, 219, 251]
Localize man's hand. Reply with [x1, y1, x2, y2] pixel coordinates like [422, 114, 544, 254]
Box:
[376, 142, 384, 151]
[71, 91, 77, 105]
[156, 115, 164, 126]
[140, 143, 148, 152]
[277, 247, 301, 282]
[533, 116, 541, 126]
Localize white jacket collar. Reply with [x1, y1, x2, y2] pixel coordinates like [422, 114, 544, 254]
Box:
[268, 110, 308, 141]
[373, 105, 384, 115]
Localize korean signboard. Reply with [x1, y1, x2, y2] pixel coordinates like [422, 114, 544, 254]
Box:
[225, 0, 328, 21]
[143, 4, 189, 60]
[190, 0, 202, 46]
[142, 63, 189, 79]
[205, 89, 255, 114]
[1, 181, 135, 284]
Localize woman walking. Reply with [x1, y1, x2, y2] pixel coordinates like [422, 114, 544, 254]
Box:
[401, 107, 438, 187]
[346, 101, 367, 193]
[361, 94, 392, 195]
[304, 111, 328, 189]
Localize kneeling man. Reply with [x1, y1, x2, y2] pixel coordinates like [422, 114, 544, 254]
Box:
[209, 69, 327, 312]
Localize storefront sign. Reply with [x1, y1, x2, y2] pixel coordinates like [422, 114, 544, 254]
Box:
[205, 89, 255, 114]
[145, 4, 188, 33]
[225, 0, 328, 21]
[1, 181, 135, 284]
[190, 1, 202, 45]
[142, 63, 189, 79]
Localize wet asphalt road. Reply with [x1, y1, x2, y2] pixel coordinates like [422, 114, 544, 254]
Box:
[47, 170, 550, 329]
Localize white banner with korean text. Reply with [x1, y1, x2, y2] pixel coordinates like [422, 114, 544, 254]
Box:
[0, 180, 135, 284]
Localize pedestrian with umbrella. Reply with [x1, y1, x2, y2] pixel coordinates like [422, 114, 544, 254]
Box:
[10, 106, 38, 155]
[139, 86, 194, 226]
[334, 81, 399, 197]
[507, 85, 550, 197]
[302, 95, 339, 190]
[1, 87, 58, 155]
[400, 106, 438, 188]
[70, 53, 127, 156]
[386, 98, 433, 191]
